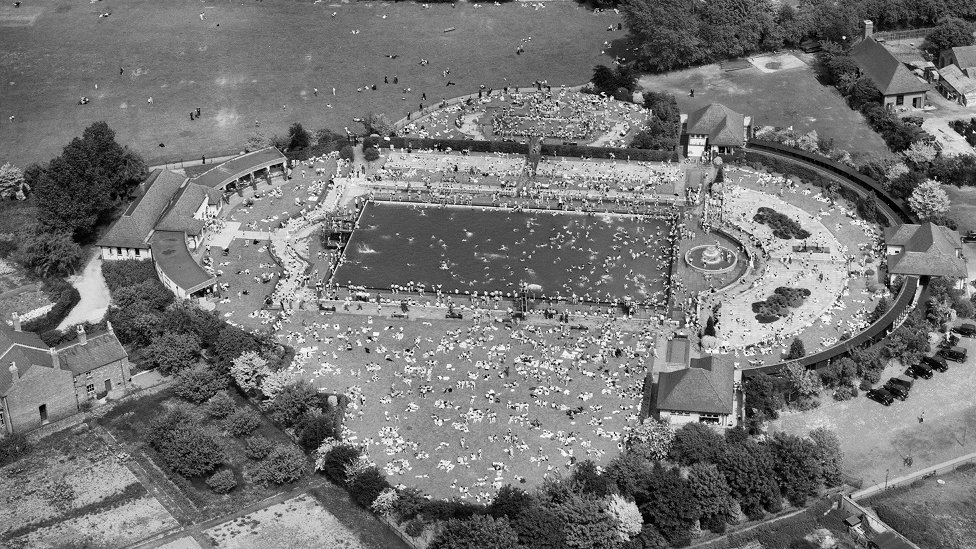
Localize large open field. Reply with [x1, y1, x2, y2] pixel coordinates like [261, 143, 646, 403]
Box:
[332, 202, 674, 305]
[0, 0, 620, 166]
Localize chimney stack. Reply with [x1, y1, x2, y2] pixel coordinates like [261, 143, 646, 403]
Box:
[77, 325, 87, 345]
[106, 320, 114, 334]
[11, 312, 21, 332]
[9, 362, 17, 383]
[863, 20, 874, 40]
[50, 348, 60, 370]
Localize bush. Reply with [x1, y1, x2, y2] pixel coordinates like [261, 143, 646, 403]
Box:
[264, 381, 319, 428]
[174, 365, 228, 404]
[147, 410, 224, 478]
[363, 147, 380, 162]
[296, 413, 339, 451]
[405, 518, 426, 537]
[244, 436, 274, 460]
[101, 259, 158, 292]
[205, 391, 236, 418]
[22, 279, 80, 335]
[833, 385, 857, 401]
[321, 444, 361, 484]
[225, 407, 262, 437]
[348, 466, 392, 508]
[251, 445, 307, 486]
[753, 207, 812, 240]
[0, 433, 31, 467]
[206, 469, 238, 494]
[339, 145, 355, 161]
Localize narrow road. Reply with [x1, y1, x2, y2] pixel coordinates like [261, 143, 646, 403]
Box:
[58, 251, 111, 329]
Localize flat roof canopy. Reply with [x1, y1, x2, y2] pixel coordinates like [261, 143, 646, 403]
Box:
[150, 231, 216, 294]
[191, 147, 287, 190]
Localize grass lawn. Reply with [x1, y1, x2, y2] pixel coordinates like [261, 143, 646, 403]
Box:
[861, 464, 976, 549]
[769, 328, 976, 488]
[275, 312, 649, 502]
[944, 185, 976, 235]
[96, 387, 307, 521]
[0, 0, 620, 166]
[638, 58, 892, 158]
[0, 427, 177, 548]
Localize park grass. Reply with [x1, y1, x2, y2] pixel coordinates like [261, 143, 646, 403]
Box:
[0, 0, 621, 166]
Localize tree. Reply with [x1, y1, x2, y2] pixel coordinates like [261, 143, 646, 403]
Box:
[625, 418, 674, 462]
[295, 413, 338, 451]
[688, 463, 736, 531]
[363, 147, 380, 162]
[570, 459, 614, 497]
[213, 325, 261, 370]
[488, 485, 534, 519]
[668, 422, 727, 466]
[634, 463, 700, 544]
[32, 122, 146, 238]
[511, 502, 566, 549]
[605, 494, 643, 540]
[360, 112, 393, 136]
[174, 365, 228, 403]
[622, 0, 706, 72]
[550, 493, 622, 549]
[769, 432, 822, 505]
[785, 362, 821, 401]
[318, 443, 361, 484]
[925, 17, 976, 54]
[908, 179, 950, 221]
[147, 410, 224, 477]
[786, 337, 806, 360]
[699, 0, 776, 60]
[225, 406, 262, 437]
[717, 440, 777, 519]
[349, 466, 392, 508]
[315, 127, 345, 147]
[744, 372, 782, 424]
[848, 76, 881, 109]
[808, 427, 843, 488]
[145, 331, 202, 375]
[884, 311, 931, 365]
[0, 163, 27, 200]
[430, 515, 521, 549]
[287, 122, 311, 151]
[264, 381, 319, 427]
[339, 145, 355, 161]
[902, 140, 937, 168]
[230, 351, 271, 395]
[12, 229, 83, 277]
[604, 451, 656, 498]
[867, 296, 891, 324]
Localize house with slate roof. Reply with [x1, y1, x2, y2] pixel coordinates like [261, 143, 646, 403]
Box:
[655, 355, 743, 428]
[1, 317, 129, 435]
[936, 64, 976, 107]
[681, 103, 751, 160]
[937, 45, 976, 74]
[885, 222, 968, 290]
[849, 28, 929, 110]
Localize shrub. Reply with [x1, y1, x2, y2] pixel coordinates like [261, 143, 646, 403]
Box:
[264, 381, 319, 428]
[339, 145, 355, 161]
[205, 391, 236, 418]
[405, 518, 426, 537]
[833, 385, 857, 401]
[225, 407, 262, 437]
[0, 433, 31, 467]
[348, 466, 392, 508]
[22, 280, 80, 335]
[174, 365, 228, 403]
[101, 259, 158, 292]
[321, 444, 362, 484]
[251, 445, 307, 485]
[363, 147, 380, 162]
[753, 207, 812, 240]
[147, 410, 224, 477]
[244, 436, 274, 460]
[296, 413, 339, 451]
[206, 469, 237, 494]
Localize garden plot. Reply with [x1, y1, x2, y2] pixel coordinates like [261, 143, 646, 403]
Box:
[204, 494, 367, 549]
[0, 428, 177, 548]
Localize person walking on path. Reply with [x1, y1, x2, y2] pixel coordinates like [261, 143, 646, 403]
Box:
[918, 411, 924, 423]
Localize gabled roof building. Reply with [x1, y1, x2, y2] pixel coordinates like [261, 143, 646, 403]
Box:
[655, 354, 743, 428]
[885, 222, 968, 289]
[849, 30, 929, 110]
[681, 103, 752, 160]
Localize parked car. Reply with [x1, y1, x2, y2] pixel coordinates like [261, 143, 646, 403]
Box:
[939, 334, 960, 348]
[884, 378, 911, 400]
[905, 363, 933, 380]
[939, 346, 969, 363]
[952, 323, 976, 338]
[867, 388, 894, 406]
[921, 355, 949, 372]
[962, 231, 976, 244]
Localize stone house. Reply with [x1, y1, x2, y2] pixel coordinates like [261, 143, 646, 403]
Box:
[1, 318, 129, 436]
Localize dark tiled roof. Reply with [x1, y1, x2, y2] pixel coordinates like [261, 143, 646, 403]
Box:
[939, 65, 976, 95]
[155, 183, 210, 236]
[150, 231, 217, 293]
[950, 46, 976, 69]
[885, 222, 966, 277]
[685, 104, 745, 147]
[850, 37, 930, 96]
[191, 147, 286, 189]
[656, 356, 734, 414]
[97, 170, 187, 249]
[56, 331, 127, 375]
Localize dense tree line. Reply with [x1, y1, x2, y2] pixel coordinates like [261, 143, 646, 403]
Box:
[621, 0, 976, 72]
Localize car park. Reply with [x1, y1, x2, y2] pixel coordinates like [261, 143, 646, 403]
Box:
[939, 346, 968, 363]
[884, 378, 911, 400]
[952, 323, 976, 338]
[921, 355, 949, 373]
[905, 363, 933, 380]
[866, 388, 894, 406]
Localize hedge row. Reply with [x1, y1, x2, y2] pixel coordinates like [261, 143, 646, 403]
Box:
[22, 279, 81, 336]
[386, 136, 681, 162]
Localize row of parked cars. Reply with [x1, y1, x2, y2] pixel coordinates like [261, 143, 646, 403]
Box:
[866, 323, 975, 406]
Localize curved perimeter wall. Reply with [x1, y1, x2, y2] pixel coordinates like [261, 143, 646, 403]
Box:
[738, 141, 922, 377]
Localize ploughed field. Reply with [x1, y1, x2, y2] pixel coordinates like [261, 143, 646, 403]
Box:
[331, 202, 674, 305]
